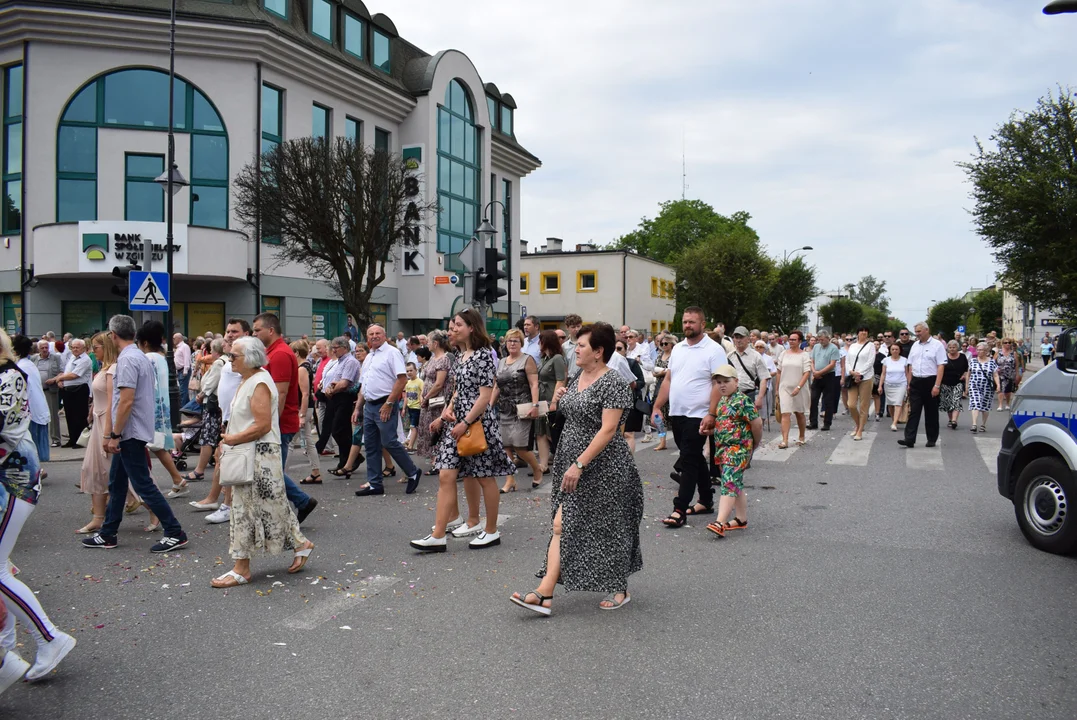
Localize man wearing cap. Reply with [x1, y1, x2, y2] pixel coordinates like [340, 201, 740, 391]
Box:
[808, 330, 841, 431]
[729, 326, 770, 411]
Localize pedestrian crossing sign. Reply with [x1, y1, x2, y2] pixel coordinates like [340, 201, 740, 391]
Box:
[129, 271, 170, 312]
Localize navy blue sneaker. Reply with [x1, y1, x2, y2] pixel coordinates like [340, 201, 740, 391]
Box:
[405, 470, 422, 495]
[150, 533, 188, 553]
[82, 534, 118, 549]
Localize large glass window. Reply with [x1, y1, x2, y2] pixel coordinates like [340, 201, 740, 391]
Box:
[344, 14, 364, 59]
[500, 105, 513, 136]
[345, 116, 361, 142]
[311, 0, 332, 42]
[436, 80, 480, 273]
[312, 103, 330, 138]
[125, 153, 164, 222]
[487, 97, 498, 130]
[2, 64, 23, 235]
[260, 84, 284, 243]
[373, 29, 391, 73]
[374, 127, 390, 153]
[263, 0, 287, 18]
[56, 68, 228, 227]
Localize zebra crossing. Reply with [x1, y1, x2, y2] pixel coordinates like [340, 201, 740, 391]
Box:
[748, 419, 1000, 473]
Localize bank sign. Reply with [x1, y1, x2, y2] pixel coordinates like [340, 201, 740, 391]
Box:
[77, 221, 189, 275]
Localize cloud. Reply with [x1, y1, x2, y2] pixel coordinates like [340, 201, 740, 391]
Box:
[383, 0, 1077, 325]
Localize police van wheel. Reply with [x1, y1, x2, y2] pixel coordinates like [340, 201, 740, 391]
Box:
[1014, 457, 1077, 555]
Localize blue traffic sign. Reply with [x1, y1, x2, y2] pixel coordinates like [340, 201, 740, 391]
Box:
[129, 271, 170, 312]
[957, 325, 966, 334]
[450, 274, 460, 285]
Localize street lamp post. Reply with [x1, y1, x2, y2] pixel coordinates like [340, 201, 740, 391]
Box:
[783, 245, 813, 262]
[153, 0, 188, 431]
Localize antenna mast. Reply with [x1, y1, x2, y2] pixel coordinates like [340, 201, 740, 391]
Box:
[681, 131, 688, 200]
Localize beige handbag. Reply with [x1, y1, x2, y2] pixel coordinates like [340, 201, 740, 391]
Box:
[218, 442, 255, 486]
[515, 401, 549, 417]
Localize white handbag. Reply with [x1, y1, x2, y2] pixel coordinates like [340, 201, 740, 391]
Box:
[218, 442, 255, 486]
[515, 401, 549, 417]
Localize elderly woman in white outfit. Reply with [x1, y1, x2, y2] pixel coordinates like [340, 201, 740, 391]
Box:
[211, 337, 314, 588]
[877, 342, 910, 431]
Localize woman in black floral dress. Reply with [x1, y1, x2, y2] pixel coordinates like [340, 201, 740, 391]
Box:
[510, 322, 643, 616]
[410, 308, 515, 553]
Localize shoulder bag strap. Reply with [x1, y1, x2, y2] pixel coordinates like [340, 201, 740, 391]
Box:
[732, 352, 757, 383]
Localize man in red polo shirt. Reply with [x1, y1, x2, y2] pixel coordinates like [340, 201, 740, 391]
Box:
[253, 313, 317, 524]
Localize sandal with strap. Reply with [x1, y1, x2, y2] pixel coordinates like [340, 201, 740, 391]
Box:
[510, 589, 553, 616]
[300, 474, 322, 484]
[288, 543, 315, 574]
[382, 468, 396, 478]
[184, 471, 205, 482]
[661, 509, 687, 528]
[706, 521, 726, 537]
[211, 570, 250, 588]
[684, 504, 714, 516]
[723, 517, 748, 531]
[599, 592, 631, 611]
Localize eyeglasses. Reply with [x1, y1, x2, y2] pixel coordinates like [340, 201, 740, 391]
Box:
[900, 332, 909, 336]
[661, 342, 672, 346]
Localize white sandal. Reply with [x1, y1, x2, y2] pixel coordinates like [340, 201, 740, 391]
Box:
[211, 570, 249, 588]
[599, 592, 631, 611]
[288, 544, 314, 574]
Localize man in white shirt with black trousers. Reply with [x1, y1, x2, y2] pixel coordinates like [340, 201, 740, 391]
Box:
[899, 321, 948, 449]
[651, 306, 727, 525]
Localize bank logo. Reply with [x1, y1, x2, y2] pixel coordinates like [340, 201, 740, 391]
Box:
[82, 232, 109, 261]
[405, 158, 420, 171]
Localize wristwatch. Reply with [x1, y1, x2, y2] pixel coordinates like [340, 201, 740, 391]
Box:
[109, 432, 122, 439]
[574, 460, 585, 470]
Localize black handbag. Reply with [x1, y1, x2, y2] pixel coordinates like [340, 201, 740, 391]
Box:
[843, 344, 868, 389]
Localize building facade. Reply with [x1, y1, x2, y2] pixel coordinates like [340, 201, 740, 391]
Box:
[0, 0, 539, 338]
[1001, 283, 1066, 342]
[517, 240, 676, 335]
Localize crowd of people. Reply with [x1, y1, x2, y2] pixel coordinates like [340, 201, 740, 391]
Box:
[0, 305, 1052, 690]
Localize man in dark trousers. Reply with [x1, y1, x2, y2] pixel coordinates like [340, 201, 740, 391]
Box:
[899, 322, 948, 449]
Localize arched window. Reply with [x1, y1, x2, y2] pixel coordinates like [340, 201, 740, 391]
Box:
[436, 79, 479, 273]
[56, 68, 229, 228]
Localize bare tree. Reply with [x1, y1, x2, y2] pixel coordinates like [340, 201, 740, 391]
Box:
[234, 137, 438, 327]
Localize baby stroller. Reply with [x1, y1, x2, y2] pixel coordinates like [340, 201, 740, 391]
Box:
[171, 400, 205, 472]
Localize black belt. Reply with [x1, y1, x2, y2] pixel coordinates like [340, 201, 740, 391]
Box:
[367, 395, 390, 405]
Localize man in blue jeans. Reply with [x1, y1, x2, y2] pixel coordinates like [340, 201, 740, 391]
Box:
[254, 313, 317, 523]
[83, 315, 188, 553]
[353, 324, 421, 496]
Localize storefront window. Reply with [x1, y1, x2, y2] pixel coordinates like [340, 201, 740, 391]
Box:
[2, 64, 22, 235]
[436, 80, 479, 273]
[56, 68, 228, 227]
[125, 153, 164, 222]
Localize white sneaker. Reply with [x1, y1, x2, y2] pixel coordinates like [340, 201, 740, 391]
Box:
[0, 651, 29, 694]
[205, 505, 231, 524]
[25, 631, 76, 682]
[437, 515, 465, 533]
[451, 520, 483, 538]
[166, 486, 190, 499]
[642, 434, 654, 443]
[468, 530, 501, 549]
[189, 500, 221, 512]
[409, 534, 447, 553]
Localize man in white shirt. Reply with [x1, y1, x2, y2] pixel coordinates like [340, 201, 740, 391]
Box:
[625, 330, 654, 372]
[55, 338, 92, 447]
[395, 331, 408, 355]
[767, 335, 785, 362]
[729, 326, 771, 411]
[173, 333, 192, 406]
[900, 322, 948, 449]
[522, 316, 542, 362]
[652, 307, 727, 524]
[562, 313, 582, 378]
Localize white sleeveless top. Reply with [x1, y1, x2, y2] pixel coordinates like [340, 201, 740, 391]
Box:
[228, 369, 280, 444]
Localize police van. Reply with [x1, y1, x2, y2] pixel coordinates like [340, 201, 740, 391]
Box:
[997, 327, 1076, 555]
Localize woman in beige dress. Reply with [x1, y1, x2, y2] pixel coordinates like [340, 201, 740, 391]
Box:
[776, 330, 811, 449]
[77, 332, 116, 534]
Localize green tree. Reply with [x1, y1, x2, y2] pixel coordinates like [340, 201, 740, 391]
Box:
[928, 298, 969, 339]
[959, 87, 1077, 322]
[613, 199, 756, 264]
[842, 275, 890, 313]
[972, 288, 1003, 336]
[675, 225, 773, 329]
[820, 298, 864, 334]
[859, 305, 891, 335]
[763, 256, 817, 333]
[234, 137, 437, 327]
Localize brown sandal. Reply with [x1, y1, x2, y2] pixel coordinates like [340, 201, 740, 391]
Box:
[723, 518, 748, 531]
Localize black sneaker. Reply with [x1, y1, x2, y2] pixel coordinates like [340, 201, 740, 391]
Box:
[897, 439, 914, 448]
[296, 497, 318, 524]
[806, 424, 819, 430]
[150, 533, 188, 553]
[405, 470, 422, 495]
[82, 534, 117, 549]
[820, 425, 831, 432]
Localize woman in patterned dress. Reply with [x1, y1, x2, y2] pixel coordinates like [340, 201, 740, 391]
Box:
[210, 337, 313, 588]
[704, 365, 762, 538]
[415, 331, 455, 475]
[967, 342, 1001, 434]
[651, 334, 675, 451]
[410, 309, 516, 553]
[510, 322, 643, 616]
[940, 340, 969, 430]
[995, 339, 1019, 411]
[491, 328, 541, 493]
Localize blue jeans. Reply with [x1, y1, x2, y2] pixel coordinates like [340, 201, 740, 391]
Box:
[101, 439, 183, 538]
[363, 400, 418, 489]
[178, 370, 191, 407]
[280, 432, 310, 512]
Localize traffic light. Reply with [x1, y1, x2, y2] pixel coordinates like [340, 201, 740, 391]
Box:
[483, 247, 508, 306]
[473, 266, 490, 306]
[111, 263, 141, 299]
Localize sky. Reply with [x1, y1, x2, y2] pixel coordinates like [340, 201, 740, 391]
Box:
[387, 0, 1077, 326]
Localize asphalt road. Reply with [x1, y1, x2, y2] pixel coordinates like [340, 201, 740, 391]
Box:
[3, 401, 1074, 720]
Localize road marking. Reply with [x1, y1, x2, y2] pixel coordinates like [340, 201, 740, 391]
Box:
[905, 439, 944, 471]
[280, 575, 401, 630]
[827, 431, 877, 466]
[974, 436, 999, 475]
[753, 430, 816, 462]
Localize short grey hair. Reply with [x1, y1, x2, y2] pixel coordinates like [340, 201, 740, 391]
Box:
[817, 330, 830, 338]
[231, 336, 267, 369]
[428, 329, 450, 352]
[331, 335, 350, 350]
[108, 314, 137, 341]
[947, 340, 960, 350]
[914, 322, 929, 332]
[209, 338, 226, 355]
[977, 341, 989, 351]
